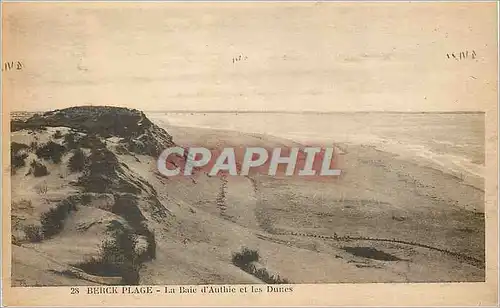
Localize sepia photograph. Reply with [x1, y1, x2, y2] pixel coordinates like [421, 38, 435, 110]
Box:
[1, 1, 498, 306]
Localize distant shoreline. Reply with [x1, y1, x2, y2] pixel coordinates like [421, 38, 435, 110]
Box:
[146, 110, 485, 115]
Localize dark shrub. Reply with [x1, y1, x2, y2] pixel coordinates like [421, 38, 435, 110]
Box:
[11, 142, 29, 173]
[115, 145, 129, 155]
[255, 268, 270, 282]
[80, 193, 91, 205]
[11, 120, 25, 132]
[112, 195, 147, 232]
[65, 133, 104, 149]
[24, 224, 43, 242]
[64, 133, 77, 149]
[40, 198, 77, 238]
[68, 149, 87, 172]
[78, 148, 140, 194]
[102, 227, 140, 284]
[75, 226, 140, 284]
[231, 247, 290, 284]
[78, 175, 113, 193]
[35, 141, 66, 163]
[231, 247, 259, 268]
[253, 269, 290, 284]
[75, 257, 123, 278]
[145, 231, 156, 260]
[111, 196, 156, 262]
[30, 160, 49, 177]
[76, 147, 118, 193]
[88, 148, 119, 174]
[53, 130, 63, 139]
[11, 153, 28, 172]
[78, 134, 105, 149]
[29, 141, 38, 151]
[11, 142, 29, 153]
[342, 246, 401, 261]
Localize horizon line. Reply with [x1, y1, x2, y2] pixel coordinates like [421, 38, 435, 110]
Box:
[144, 110, 486, 114]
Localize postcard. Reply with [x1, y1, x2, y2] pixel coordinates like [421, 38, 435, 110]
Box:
[2, 2, 498, 306]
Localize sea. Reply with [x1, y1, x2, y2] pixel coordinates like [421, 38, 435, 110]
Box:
[147, 112, 485, 182]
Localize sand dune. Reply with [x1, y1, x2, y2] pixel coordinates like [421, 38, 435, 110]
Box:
[10, 107, 485, 286]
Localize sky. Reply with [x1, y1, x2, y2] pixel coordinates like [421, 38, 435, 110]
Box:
[2, 2, 498, 112]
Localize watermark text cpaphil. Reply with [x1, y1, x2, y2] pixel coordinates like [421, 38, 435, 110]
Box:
[157, 146, 342, 177]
